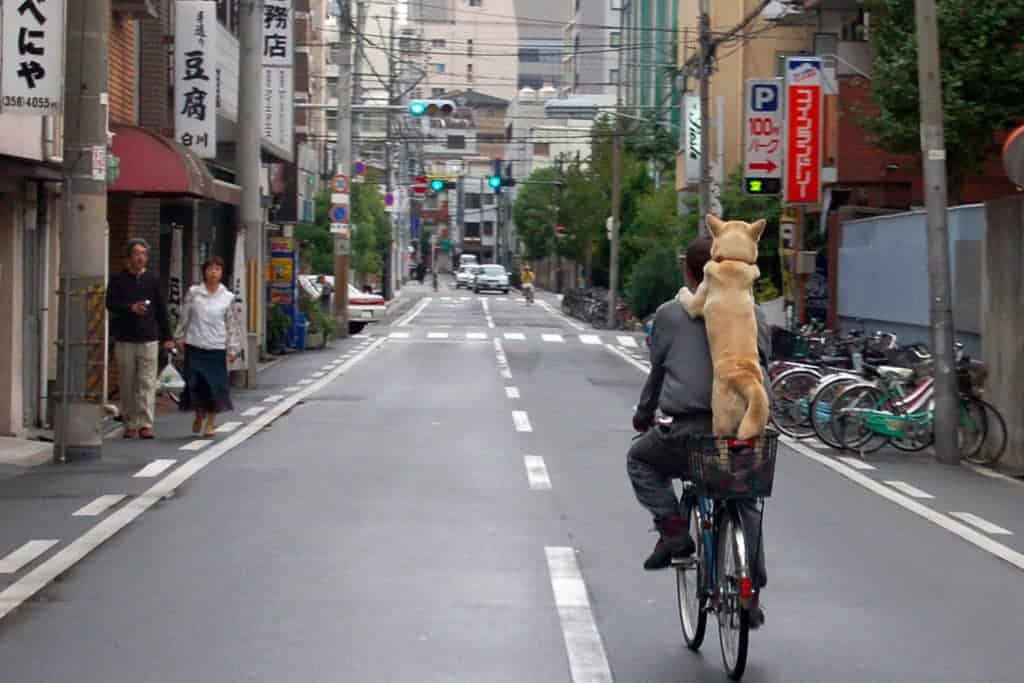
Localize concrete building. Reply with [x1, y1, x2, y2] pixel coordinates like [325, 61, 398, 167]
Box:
[514, 0, 567, 90]
[622, 0, 681, 133]
[562, 0, 618, 97]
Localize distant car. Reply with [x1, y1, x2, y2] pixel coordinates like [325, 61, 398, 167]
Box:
[473, 264, 510, 294]
[347, 284, 385, 333]
[455, 265, 475, 289]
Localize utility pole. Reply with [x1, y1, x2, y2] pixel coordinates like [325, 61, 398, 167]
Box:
[914, 0, 959, 465]
[697, 0, 712, 225]
[55, 0, 110, 461]
[239, 0, 264, 382]
[333, 0, 353, 338]
[608, 0, 626, 329]
[382, 5, 397, 300]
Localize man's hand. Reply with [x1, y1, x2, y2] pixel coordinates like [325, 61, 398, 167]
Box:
[161, 341, 176, 351]
[227, 351, 238, 363]
[633, 412, 653, 433]
[129, 302, 148, 315]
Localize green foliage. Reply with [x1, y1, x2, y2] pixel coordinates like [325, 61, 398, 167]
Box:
[625, 243, 684, 320]
[295, 220, 333, 274]
[512, 166, 560, 260]
[863, 0, 1024, 194]
[299, 290, 336, 338]
[300, 184, 389, 281]
[266, 305, 291, 350]
[754, 277, 780, 303]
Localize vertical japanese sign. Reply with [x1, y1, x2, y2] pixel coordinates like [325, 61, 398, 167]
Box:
[1, 0, 66, 115]
[175, 2, 217, 158]
[230, 231, 248, 371]
[783, 57, 824, 205]
[683, 94, 701, 185]
[262, 0, 294, 154]
[743, 79, 784, 195]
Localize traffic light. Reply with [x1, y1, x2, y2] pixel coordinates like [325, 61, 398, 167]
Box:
[487, 175, 517, 193]
[429, 178, 455, 193]
[408, 99, 455, 117]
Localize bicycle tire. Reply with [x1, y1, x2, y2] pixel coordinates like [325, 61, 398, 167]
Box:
[829, 383, 892, 454]
[769, 368, 820, 439]
[962, 398, 1008, 465]
[717, 512, 750, 680]
[957, 396, 990, 461]
[677, 500, 707, 650]
[810, 375, 859, 450]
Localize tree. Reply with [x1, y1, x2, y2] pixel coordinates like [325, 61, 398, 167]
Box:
[512, 166, 560, 260]
[863, 0, 1024, 200]
[350, 181, 388, 282]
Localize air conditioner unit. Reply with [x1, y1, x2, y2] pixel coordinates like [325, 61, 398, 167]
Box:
[112, 0, 158, 19]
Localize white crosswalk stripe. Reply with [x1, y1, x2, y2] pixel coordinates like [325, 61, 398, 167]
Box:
[579, 334, 602, 345]
[542, 334, 564, 343]
[504, 332, 525, 340]
[617, 335, 638, 348]
[428, 332, 449, 339]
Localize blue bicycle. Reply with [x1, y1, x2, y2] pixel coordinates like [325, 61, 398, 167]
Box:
[673, 432, 778, 681]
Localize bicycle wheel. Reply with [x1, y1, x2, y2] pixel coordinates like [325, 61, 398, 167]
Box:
[676, 500, 707, 650]
[957, 396, 989, 461]
[717, 512, 750, 680]
[963, 398, 1008, 465]
[769, 368, 820, 439]
[810, 375, 859, 450]
[829, 383, 891, 454]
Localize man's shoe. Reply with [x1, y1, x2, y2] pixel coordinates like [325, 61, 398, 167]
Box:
[123, 429, 137, 439]
[643, 516, 696, 570]
[748, 602, 766, 630]
[139, 427, 155, 440]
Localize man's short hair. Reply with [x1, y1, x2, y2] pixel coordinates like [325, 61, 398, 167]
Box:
[126, 238, 150, 256]
[684, 234, 712, 283]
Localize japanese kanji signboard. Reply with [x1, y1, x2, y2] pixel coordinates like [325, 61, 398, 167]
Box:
[174, 2, 217, 158]
[743, 79, 783, 196]
[783, 57, 824, 205]
[1, 0, 65, 115]
[262, 0, 293, 155]
[683, 94, 701, 186]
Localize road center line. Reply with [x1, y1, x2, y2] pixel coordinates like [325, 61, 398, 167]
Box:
[0, 540, 59, 574]
[545, 547, 614, 683]
[133, 459, 177, 478]
[513, 410, 533, 433]
[72, 495, 127, 518]
[0, 337, 388, 621]
[524, 456, 552, 490]
[505, 386, 520, 399]
[493, 338, 512, 379]
[481, 298, 495, 328]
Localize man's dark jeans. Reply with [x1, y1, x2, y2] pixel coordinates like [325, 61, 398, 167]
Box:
[626, 414, 767, 587]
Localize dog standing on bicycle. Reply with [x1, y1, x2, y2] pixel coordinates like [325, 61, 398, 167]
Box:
[627, 234, 770, 623]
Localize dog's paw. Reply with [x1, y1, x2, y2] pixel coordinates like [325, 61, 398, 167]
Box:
[678, 288, 701, 318]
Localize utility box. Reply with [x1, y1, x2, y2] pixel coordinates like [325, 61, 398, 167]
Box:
[794, 251, 817, 275]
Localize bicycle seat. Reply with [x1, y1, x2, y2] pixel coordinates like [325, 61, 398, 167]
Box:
[878, 365, 915, 381]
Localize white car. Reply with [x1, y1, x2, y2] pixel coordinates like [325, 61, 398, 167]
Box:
[455, 266, 476, 289]
[472, 264, 510, 294]
[346, 284, 385, 333]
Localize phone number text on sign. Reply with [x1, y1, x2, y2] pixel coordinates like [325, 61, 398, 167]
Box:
[2, 95, 58, 112]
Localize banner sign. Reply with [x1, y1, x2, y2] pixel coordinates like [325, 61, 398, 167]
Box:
[262, 0, 294, 154]
[1, 0, 65, 115]
[230, 231, 247, 371]
[683, 94, 701, 185]
[174, 1, 217, 158]
[168, 225, 183, 332]
[783, 58, 824, 205]
[744, 79, 784, 195]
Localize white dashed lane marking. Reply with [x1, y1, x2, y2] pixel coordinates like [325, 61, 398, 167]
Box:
[950, 512, 1013, 536]
[467, 332, 487, 340]
[545, 547, 613, 682]
[72, 495, 127, 518]
[513, 411, 533, 433]
[241, 406, 266, 417]
[524, 456, 552, 490]
[214, 421, 243, 434]
[506, 386, 520, 399]
[542, 334, 564, 343]
[428, 332, 449, 339]
[179, 441, 209, 452]
[883, 481, 935, 499]
[579, 334, 602, 345]
[133, 459, 177, 477]
[837, 456, 876, 471]
[504, 332, 525, 341]
[389, 331, 410, 339]
[0, 541, 59, 574]
[263, 394, 285, 403]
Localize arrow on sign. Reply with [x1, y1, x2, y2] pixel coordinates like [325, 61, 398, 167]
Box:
[749, 160, 778, 173]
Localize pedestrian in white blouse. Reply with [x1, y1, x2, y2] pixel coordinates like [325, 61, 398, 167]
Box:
[174, 256, 240, 437]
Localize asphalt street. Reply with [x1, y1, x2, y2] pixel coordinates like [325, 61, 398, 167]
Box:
[0, 280, 1022, 682]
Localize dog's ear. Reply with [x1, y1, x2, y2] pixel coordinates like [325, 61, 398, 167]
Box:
[748, 219, 767, 241]
[706, 214, 725, 237]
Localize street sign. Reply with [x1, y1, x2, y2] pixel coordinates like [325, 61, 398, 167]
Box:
[384, 192, 395, 213]
[353, 160, 366, 176]
[411, 175, 427, 195]
[683, 95, 701, 185]
[332, 175, 349, 193]
[331, 192, 349, 204]
[744, 79, 784, 196]
[329, 204, 349, 222]
[330, 223, 350, 236]
[783, 57, 824, 205]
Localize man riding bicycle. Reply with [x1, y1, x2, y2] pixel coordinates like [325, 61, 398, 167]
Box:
[520, 265, 535, 302]
[627, 235, 770, 620]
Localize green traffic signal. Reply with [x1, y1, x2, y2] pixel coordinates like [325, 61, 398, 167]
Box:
[429, 178, 446, 192]
[487, 175, 502, 190]
[409, 101, 427, 116]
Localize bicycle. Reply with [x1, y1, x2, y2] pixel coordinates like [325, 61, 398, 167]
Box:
[673, 430, 779, 681]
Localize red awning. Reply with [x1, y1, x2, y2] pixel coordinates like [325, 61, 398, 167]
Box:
[108, 126, 240, 205]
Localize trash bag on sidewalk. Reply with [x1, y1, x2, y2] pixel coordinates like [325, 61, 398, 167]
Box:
[158, 363, 185, 393]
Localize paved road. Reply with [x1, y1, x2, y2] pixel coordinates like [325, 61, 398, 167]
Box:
[0, 280, 1022, 682]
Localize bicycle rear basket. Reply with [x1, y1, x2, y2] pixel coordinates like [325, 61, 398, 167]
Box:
[688, 431, 779, 499]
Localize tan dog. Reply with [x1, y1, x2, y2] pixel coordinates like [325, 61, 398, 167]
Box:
[678, 215, 769, 439]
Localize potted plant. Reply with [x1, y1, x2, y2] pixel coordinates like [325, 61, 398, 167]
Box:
[266, 305, 291, 355]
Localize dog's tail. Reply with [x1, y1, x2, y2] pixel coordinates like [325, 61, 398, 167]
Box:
[733, 360, 770, 440]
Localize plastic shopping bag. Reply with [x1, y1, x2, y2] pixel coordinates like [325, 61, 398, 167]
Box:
[158, 363, 185, 393]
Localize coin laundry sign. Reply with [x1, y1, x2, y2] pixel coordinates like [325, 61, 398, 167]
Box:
[1, 0, 65, 115]
[783, 57, 824, 205]
[175, 1, 217, 158]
